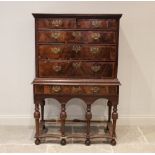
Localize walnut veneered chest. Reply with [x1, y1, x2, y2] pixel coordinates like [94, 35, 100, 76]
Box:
[32, 14, 122, 145]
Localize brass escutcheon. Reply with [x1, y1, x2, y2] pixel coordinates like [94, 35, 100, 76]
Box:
[52, 65, 62, 72]
[51, 32, 60, 39]
[51, 47, 62, 54]
[90, 47, 99, 54]
[72, 62, 81, 69]
[51, 86, 61, 93]
[91, 32, 101, 40]
[72, 31, 81, 38]
[91, 65, 101, 72]
[91, 86, 100, 94]
[72, 86, 82, 94]
[51, 19, 63, 27]
[91, 20, 102, 28]
[72, 45, 81, 53]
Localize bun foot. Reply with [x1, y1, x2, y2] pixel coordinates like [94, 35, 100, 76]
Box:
[35, 138, 41, 145]
[60, 139, 66, 145]
[111, 139, 116, 146]
[85, 139, 91, 146]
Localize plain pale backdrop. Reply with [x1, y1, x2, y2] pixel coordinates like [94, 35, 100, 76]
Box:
[0, 1, 155, 125]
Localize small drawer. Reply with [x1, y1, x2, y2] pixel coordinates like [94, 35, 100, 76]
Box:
[38, 44, 70, 59]
[34, 85, 118, 96]
[77, 19, 117, 29]
[79, 45, 117, 61]
[37, 18, 76, 29]
[38, 31, 66, 43]
[38, 44, 117, 61]
[37, 31, 116, 44]
[86, 31, 116, 44]
[38, 60, 116, 78]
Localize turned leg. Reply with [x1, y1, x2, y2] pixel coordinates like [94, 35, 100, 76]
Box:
[111, 104, 118, 146]
[41, 99, 47, 131]
[34, 101, 41, 145]
[106, 100, 112, 131]
[85, 104, 92, 146]
[60, 103, 67, 145]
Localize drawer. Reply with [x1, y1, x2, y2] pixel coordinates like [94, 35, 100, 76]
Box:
[37, 18, 76, 29]
[38, 44, 117, 61]
[38, 60, 116, 78]
[34, 85, 118, 96]
[77, 19, 117, 29]
[37, 31, 116, 44]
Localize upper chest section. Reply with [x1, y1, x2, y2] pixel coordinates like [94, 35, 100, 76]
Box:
[33, 14, 122, 78]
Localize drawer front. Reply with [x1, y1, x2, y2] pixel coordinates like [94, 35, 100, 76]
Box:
[87, 31, 116, 44]
[37, 18, 76, 29]
[35, 85, 118, 96]
[38, 60, 116, 78]
[37, 31, 116, 44]
[77, 19, 117, 29]
[38, 44, 117, 61]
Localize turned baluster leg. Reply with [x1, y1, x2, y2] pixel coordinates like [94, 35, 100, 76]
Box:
[85, 103, 92, 146]
[40, 99, 46, 131]
[34, 101, 41, 145]
[106, 100, 112, 131]
[111, 104, 118, 146]
[60, 103, 67, 145]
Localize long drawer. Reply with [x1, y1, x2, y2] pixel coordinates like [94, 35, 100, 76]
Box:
[34, 85, 118, 96]
[38, 60, 116, 78]
[38, 44, 117, 61]
[37, 31, 116, 44]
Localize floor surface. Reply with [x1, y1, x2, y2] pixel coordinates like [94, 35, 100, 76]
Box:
[0, 123, 155, 153]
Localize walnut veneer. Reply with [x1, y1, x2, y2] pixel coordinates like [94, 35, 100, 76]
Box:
[32, 13, 122, 146]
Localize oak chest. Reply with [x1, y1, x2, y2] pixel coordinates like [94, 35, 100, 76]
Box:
[32, 14, 122, 145]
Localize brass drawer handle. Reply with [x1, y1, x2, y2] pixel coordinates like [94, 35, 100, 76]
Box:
[91, 65, 101, 72]
[51, 86, 61, 93]
[51, 47, 62, 54]
[90, 47, 99, 54]
[91, 32, 101, 40]
[51, 19, 63, 27]
[72, 45, 81, 53]
[72, 62, 81, 69]
[51, 32, 60, 39]
[91, 86, 100, 94]
[72, 31, 81, 38]
[91, 20, 101, 28]
[52, 65, 62, 72]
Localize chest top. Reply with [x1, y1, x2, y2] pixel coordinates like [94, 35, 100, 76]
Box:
[33, 14, 122, 79]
